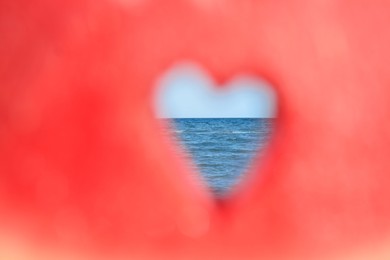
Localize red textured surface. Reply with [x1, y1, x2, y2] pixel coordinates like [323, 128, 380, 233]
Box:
[1, 0, 390, 259]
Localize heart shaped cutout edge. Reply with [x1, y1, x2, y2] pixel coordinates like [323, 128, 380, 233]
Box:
[153, 62, 278, 198]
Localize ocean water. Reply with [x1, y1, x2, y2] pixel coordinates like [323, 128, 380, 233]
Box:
[164, 118, 274, 197]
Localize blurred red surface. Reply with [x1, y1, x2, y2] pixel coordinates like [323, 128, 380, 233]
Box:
[1, 0, 390, 259]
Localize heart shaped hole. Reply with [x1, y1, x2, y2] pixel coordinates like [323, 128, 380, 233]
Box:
[154, 62, 277, 198]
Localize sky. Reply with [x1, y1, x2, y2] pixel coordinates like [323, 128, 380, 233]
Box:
[154, 63, 277, 118]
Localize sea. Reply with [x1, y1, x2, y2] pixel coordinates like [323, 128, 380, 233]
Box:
[164, 118, 274, 197]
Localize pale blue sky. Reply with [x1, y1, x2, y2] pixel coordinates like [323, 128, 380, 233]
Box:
[154, 63, 277, 118]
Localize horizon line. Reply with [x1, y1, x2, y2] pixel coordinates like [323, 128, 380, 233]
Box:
[157, 117, 276, 119]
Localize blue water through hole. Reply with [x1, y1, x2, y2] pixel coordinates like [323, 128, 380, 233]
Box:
[163, 118, 274, 197]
